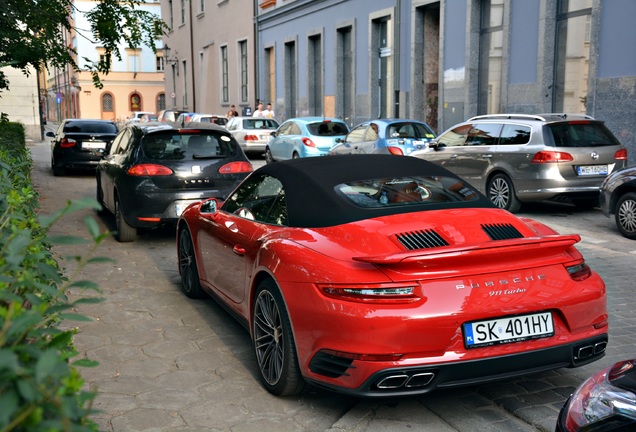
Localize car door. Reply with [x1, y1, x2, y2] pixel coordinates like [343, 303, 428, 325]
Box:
[330, 123, 367, 154]
[98, 129, 133, 211]
[453, 122, 502, 185]
[424, 123, 472, 170]
[270, 121, 293, 160]
[360, 123, 380, 154]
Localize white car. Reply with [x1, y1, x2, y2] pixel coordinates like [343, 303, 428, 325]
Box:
[126, 111, 155, 125]
[189, 114, 228, 128]
[226, 116, 279, 154]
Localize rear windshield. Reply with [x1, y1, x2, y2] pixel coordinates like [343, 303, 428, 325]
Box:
[547, 122, 622, 147]
[243, 119, 279, 130]
[200, 117, 228, 126]
[307, 121, 349, 136]
[141, 131, 237, 160]
[387, 122, 436, 139]
[335, 176, 480, 208]
[63, 121, 118, 134]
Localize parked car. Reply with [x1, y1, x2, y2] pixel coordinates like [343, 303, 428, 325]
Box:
[328, 119, 436, 156]
[126, 111, 155, 125]
[157, 109, 187, 123]
[47, 119, 118, 176]
[176, 154, 608, 397]
[175, 112, 197, 126]
[265, 117, 349, 162]
[188, 114, 229, 128]
[96, 123, 253, 242]
[226, 116, 279, 154]
[410, 113, 628, 212]
[599, 165, 636, 239]
[556, 359, 636, 431]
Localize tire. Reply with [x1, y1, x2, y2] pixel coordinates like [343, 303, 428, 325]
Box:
[95, 181, 108, 216]
[615, 192, 636, 240]
[114, 196, 137, 242]
[487, 174, 521, 213]
[52, 158, 65, 176]
[252, 280, 305, 396]
[265, 147, 274, 164]
[178, 227, 206, 298]
[292, 152, 300, 160]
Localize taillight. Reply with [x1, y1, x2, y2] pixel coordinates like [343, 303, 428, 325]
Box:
[566, 262, 592, 281]
[127, 164, 173, 176]
[244, 134, 258, 141]
[388, 146, 405, 156]
[302, 137, 316, 148]
[60, 137, 76, 148]
[218, 161, 253, 174]
[318, 283, 419, 304]
[615, 148, 628, 160]
[531, 151, 574, 163]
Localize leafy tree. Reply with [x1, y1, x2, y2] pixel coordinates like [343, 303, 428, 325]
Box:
[0, 0, 166, 92]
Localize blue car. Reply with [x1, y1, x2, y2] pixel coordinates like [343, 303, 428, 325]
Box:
[328, 119, 436, 156]
[265, 117, 349, 163]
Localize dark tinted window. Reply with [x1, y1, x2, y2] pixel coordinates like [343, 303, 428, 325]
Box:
[466, 123, 502, 145]
[345, 125, 367, 143]
[547, 122, 622, 148]
[141, 131, 237, 160]
[243, 119, 279, 130]
[63, 121, 118, 134]
[222, 174, 288, 225]
[499, 124, 531, 145]
[307, 121, 349, 136]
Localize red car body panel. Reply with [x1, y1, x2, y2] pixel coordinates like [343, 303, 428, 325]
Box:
[178, 198, 608, 395]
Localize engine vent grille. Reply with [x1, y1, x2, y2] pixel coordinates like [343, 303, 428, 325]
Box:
[396, 229, 449, 250]
[309, 351, 355, 378]
[482, 223, 524, 240]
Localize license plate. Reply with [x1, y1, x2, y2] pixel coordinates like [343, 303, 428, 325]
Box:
[260, 135, 270, 141]
[82, 141, 105, 150]
[463, 312, 554, 348]
[577, 165, 608, 176]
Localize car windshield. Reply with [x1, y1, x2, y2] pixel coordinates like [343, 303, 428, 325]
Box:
[141, 131, 237, 160]
[387, 122, 435, 139]
[335, 176, 480, 208]
[243, 119, 278, 129]
[547, 122, 622, 147]
[200, 117, 228, 126]
[63, 121, 117, 133]
[307, 121, 349, 136]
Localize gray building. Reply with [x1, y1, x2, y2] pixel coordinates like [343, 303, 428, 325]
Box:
[255, 0, 635, 162]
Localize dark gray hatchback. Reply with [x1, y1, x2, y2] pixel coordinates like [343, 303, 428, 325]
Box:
[96, 123, 253, 242]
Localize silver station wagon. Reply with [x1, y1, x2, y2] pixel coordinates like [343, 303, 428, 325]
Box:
[411, 113, 628, 212]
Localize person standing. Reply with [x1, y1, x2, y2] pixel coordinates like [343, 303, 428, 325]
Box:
[253, 102, 264, 117]
[227, 104, 239, 117]
[263, 103, 275, 119]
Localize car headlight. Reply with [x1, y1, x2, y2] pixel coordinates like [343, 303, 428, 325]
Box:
[561, 360, 636, 431]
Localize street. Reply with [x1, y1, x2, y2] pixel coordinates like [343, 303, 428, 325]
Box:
[29, 136, 636, 432]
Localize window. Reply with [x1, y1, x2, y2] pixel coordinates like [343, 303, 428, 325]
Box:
[264, 47, 275, 108]
[169, 0, 174, 28]
[222, 174, 288, 226]
[221, 46, 229, 103]
[344, 125, 367, 144]
[308, 34, 322, 116]
[478, 0, 504, 115]
[101, 93, 114, 112]
[180, 0, 185, 24]
[499, 124, 531, 145]
[199, 0, 205, 13]
[157, 93, 166, 112]
[554, 0, 593, 113]
[182, 61, 188, 107]
[437, 124, 472, 147]
[239, 40, 248, 103]
[466, 123, 502, 145]
[156, 56, 165, 72]
[336, 26, 353, 124]
[284, 40, 297, 119]
[372, 17, 392, 118]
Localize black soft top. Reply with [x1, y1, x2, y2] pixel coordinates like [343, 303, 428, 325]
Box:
[252, 154, 494, 228]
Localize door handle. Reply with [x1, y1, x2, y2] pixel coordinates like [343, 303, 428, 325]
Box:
[450, 154, 458, 159]
[482, 154, 493, 159]
[233, 245, 246, 256]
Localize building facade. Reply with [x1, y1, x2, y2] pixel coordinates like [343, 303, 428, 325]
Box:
[44, 0, 166, 124]
[160, 0, 256, 117]
[0, 66, 42, 142]
[254, 0, 635, 161]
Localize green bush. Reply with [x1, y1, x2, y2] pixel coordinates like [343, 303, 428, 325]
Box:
[0, 140, 109, 431]
[0, 121, 26, 150]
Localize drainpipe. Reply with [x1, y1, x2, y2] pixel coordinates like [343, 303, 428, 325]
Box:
[189, 0, 196, 110]
[254, 0, 260, 108]
[394, 0, 401, 118]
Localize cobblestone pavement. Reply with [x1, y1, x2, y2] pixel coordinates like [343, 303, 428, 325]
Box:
[29, 133, 636, 432]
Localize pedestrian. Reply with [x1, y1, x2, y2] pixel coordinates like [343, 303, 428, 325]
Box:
[263, 103, 275, 119]
[253, 102, 264, 117]
[227, 104, 239, 117]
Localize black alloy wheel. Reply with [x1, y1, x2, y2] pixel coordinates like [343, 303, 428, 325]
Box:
[616, 192, 636, 240]
[265, 147, 274, 164]
[252, 280, 304, 396]
[487, 173, 521, 213]
[178, 227, 205, 298]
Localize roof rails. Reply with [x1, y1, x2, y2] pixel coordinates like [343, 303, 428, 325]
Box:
[468, 113, 595, 122]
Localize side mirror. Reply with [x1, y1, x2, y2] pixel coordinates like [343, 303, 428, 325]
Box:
[200, 198, 218, 215]
[270, 131, 276, 137]
[45, 131, 55, 138]
[335, 138, 343, 143]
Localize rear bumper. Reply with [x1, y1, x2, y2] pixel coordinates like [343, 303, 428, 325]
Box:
[307, 335, 608, 397]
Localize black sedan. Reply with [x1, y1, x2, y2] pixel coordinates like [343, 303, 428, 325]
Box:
[599, 165, 636, 239]
[556, 359, 636, 431]
[47, 119, 118, 176]
[96, 123, 253, 242]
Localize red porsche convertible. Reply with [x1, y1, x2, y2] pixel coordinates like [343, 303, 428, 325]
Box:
[177, 154, 608, 397]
